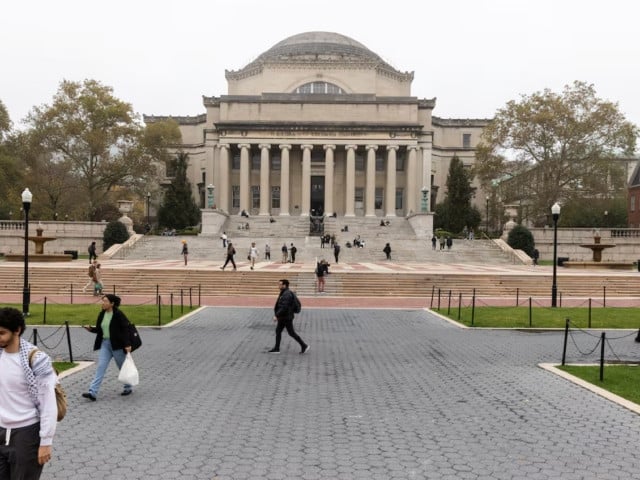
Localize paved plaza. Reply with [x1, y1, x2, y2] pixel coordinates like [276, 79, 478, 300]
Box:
[35, 305, 640, 480]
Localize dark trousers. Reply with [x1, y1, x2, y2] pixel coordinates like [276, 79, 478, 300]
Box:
[0, 423, 43, 480]
[222, 255, 236, 269]
[274, 317, 306, 350]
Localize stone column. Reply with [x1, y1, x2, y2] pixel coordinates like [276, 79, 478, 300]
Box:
[259, 144, 271, 216]
[365, 145, 378, 217]
[421, 142, 433, 211]
[323, 144, 335, 216]
[218, 144, 230, 213]
[385, 145, 398, 217]
[345, 145, 357, 217]
[301, 144, 313, 216]
[406, 146, 418, 214]
[279, 145, 291, 216]
[239, 144, 251, 213]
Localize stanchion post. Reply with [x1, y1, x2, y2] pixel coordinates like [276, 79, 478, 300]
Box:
[516, 288, 519, 307]
[70, 284, 73, 305]
[158, 295, 162, 326]
[181, 289, 184, 314]
[156, 285, 159, 305]
[588, 298, 592, 328]
[170, 293, 174, 319]
[189, 287, 193, 309]
[33, 328, 38, 347]
[599, 331, 606, 381]
[471, 289, 476, 327]
[603, 286, 606, 308]
[437, 288, 441, 311]
[529, 297, 532, 327]
[457, 293, 462, 320]
[430, 285, 435, 309]
[44, 297, 47, 324]
[198, 284, 201, 307]
[561, 318, 569, 365]
[65, 321, 73, 363]
[447, 290, 451, 314]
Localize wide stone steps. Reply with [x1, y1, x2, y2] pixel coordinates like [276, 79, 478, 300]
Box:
[2, 265, 639, 299]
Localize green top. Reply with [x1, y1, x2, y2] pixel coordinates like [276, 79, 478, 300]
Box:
[101, 311, 113, 339]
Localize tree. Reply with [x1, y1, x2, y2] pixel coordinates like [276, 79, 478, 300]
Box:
[475, 81, 638, 221]
[507, 225, 535, 257]
[103, 220, 130, 251]
[433, 156, 480, 233]
[23, 79, 180, 220]
[0, 100, 25, 218]
[157, 152, 201, 230]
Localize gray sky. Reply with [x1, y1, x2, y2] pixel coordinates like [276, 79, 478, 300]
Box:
[2, 0, 639, 132]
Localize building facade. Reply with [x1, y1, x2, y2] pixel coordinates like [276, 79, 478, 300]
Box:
[144, 32, 490, 218]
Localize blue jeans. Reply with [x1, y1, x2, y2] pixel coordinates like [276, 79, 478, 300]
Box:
[88, 339, 132, 396]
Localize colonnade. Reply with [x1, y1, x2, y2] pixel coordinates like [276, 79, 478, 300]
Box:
[215, 142, 430, 217]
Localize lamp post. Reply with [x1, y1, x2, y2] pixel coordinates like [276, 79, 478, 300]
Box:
[207, 184, 215, 209]
[485, 195, 490, 234]
[146, 192, 151, 229]
[420, 186, 429, 213]
[551, 202, 561, 307]
[21, 188, 32, 317]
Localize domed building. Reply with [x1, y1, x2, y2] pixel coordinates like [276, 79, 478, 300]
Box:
[144, 32, 489, 224]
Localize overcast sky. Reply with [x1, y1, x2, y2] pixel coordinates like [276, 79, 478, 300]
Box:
[2, 0, 639, 132]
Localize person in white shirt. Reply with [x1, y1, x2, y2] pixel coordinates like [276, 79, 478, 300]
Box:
[0, 307, 57, 479]
[249, 242, 259, 270]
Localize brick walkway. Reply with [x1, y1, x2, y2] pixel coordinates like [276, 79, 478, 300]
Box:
[40, 306, 640, 479]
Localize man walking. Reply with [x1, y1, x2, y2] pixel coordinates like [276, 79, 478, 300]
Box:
[220, 243, 237, 271]
[0, 307, 57, 479]
[268, 279, 309, 354]
[88, 241, 97, 263]
[290, 243, 297, 263]
[333, 242, 341, 263]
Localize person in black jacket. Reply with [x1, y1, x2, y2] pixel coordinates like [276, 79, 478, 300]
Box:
[82, 294, 133, 400]
[268, 279, 309, 354]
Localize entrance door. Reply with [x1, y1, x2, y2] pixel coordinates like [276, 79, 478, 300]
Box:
[310, 176, 325, 216]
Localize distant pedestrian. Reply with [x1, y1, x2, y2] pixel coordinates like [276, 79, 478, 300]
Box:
[315, 259, 329, 293]
[221, 232, 228, 248]
[532, 248, 539, 266]
[181, 240, 188, 266]
[83, 259, 98, 293]
[281, 243, 288, 263]
[88, 241, 97, 263]
[93, 262, 103, 296]
[0, 306, 58, 477]
[383, 243, 392, 260]
[439, 236, 446, 250]
[221, 243, 237, 271]
[446, 236, 453, 250]
[320, 235, 325, 248]
[431, 235, 437, 250]
[249, 242, 259, 270]
[82, 294, 134, 400]
[268, 279, 309, 354]
[290, 243, 297, 263]
[333, 243, 341, 263]
[265, 243, 271, 260]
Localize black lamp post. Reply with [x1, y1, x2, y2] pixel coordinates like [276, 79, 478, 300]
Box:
[551, 202, 561, 307]
[146, 192, 151, 229]
[21, 188, 32, 317]
[485, 195, 490, 234]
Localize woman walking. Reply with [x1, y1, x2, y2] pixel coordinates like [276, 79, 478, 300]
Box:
[82, 294, 133, 400]
[249, 242, 259, 270]
[181, 240, 189, 266]
[221, 242, 237, 271]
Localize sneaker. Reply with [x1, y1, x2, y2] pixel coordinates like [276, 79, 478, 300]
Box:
[267, 348, 280, 354]
[121, 390, 133, 396]
[220, 266, 225, 270]
[82, 392, 97, 401]
[300, 345, 310, 355]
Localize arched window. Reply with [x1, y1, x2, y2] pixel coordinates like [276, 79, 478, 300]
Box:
[294, 81, 344, 94]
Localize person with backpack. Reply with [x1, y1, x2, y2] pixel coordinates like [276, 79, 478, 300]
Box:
[0, 306, 58, 477]
[268, 279, 309, 355]
[81, 294, 134, 400]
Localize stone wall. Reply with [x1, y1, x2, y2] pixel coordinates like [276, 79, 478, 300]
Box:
[0, 221, 107, 255]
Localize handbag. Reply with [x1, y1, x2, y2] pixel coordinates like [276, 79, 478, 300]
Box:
[29, 349, 67, 421]
[128, 322, 142, 352]
[118, 352, 139, 386]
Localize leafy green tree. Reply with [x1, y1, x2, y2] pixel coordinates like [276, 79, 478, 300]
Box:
[433, 156, 479, 233]
[475, 81, 637, 220]
[0, 101, 25, 218]
[507, 225, 535, 256]
[559, 196, 627, 228]
[158, 152, 200, 230]
[22, 79, 180, 220]
[102, 220, 130, 251]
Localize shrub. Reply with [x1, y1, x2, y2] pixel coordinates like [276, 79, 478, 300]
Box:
[103, 221, 130, 251]
[507, 225, 535, 256]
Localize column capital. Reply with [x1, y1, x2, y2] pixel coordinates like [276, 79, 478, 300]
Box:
[238, 143, 251, 150]
[258, 144, 271, 150]
[218, 144, 230, 150]
[407, 145, 419, 151]
[301, 144, 314, 151]
[323, 144, 336, 151]
[345, 144, 358, 151]
[366, 145, 378, 152]
[279, 144, 292, 151]
[386, 145, 399, 152]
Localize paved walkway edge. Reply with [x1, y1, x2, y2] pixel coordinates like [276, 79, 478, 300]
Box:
[539, 363, 640, 415]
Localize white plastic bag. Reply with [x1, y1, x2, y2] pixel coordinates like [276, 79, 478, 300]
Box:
[118, 352, 139, 386]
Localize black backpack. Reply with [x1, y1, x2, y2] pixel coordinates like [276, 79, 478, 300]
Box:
[292, 291, 302, 314]
[128, 322, 142, 351]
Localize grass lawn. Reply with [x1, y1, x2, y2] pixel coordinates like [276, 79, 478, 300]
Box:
[54, 362, 77, 373]
[436, 306, 640, 329]
[12, 303, 198, 327]
[558, 364, 640, 405]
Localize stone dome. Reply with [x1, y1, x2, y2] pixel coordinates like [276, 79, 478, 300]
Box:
[236, 31, 397, 72]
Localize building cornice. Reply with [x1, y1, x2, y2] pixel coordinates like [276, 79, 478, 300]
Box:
[143, 114, 207, 125]
[431, 116, 492, 127]
[207, 93, 420, 105]
[214, 120, 423, 134]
